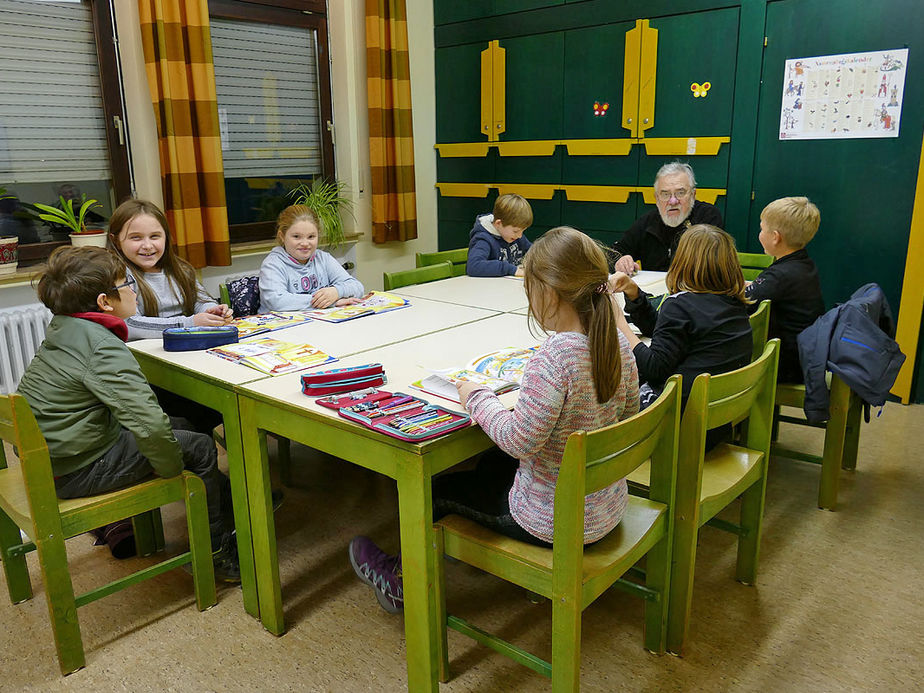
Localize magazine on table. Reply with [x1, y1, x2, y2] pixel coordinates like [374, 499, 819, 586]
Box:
[410, 345, 540, 403]
[230, 311, 314, 339]
[303, 291, 410, 323]
[207, 337, 336, 375]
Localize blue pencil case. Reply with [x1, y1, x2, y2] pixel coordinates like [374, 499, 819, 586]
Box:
[163, 326, 239, 351]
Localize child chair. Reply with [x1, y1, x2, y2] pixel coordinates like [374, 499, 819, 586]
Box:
[737, 251, 774, 281]
[0, 394, 216, 675]
[433, 377, 681, 691]
[383, 261, 453, 290]
[749, 300, 771, 362]
[415, 248, 468, 276]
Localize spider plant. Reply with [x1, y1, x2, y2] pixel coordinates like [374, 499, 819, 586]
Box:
[33, 195, 102, 235]
[288, 178, 353, 249]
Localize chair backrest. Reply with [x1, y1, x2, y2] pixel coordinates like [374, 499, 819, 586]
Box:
[221, 275, 261, 317]
[738, 252, 773, 281]
[553, 376, 681, 554]
[383, 261, 453, 291]
[416, 248, 468, 277]
[748, 299, 771, 362]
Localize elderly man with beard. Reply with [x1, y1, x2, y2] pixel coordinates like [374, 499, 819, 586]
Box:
[612, 162, 724, 274]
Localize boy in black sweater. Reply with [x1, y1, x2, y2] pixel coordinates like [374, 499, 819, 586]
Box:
[745, 197, 825, 383]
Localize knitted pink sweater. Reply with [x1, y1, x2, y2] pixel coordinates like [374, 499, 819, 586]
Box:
[466, 331, 640, 543]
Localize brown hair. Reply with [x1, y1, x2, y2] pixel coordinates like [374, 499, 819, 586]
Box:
[107, 199, 205, 317]
[36, 246, 125, 315]
[761, 196, 820, 249]
[492, 193, 533, 229]
[523, 227, 621, 403]
[666, 224, 747, 303]
[275, 205, 321, 246]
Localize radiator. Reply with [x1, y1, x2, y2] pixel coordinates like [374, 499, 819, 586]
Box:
[0, 305, 52, 394]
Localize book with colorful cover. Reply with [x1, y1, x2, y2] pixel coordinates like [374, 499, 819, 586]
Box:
[207, 337, 336, 375]
[230, 311, 314, 338]
[303, 291, 410, 323]
[409, 345, 540, 403]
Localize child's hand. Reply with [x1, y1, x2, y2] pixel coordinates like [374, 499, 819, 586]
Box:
[334, 297, 363, 307]
[514, 267, 525, 277]
[193, 311, 230, 327]
[611, 297, 641, 347]
[613, 255, 638, 275]
[310, 287, 340, 309]
[206, 304, 233, 320]
[456, 380, 482, 408]
[608, 272, 640, 300]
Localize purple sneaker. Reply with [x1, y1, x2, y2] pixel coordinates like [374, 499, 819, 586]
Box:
[348, 536, 403, 613]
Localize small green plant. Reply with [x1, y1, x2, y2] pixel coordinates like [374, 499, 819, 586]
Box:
[288, 178, 353, 248]
[34, 195, 102, 235]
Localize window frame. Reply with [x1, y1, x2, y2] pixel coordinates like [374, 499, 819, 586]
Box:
[208, 0, 335, 243]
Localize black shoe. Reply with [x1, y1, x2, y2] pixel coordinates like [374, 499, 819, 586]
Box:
[212, 531, 241, 584]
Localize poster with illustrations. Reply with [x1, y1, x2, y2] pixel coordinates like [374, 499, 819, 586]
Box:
[779, 48, 908, 140]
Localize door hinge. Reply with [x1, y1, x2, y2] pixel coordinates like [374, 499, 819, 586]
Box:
[764, 36, 768, 47]
[113, 115, 124, 145]
[326, 119, 335, 146]
[751, 191, 756, 200]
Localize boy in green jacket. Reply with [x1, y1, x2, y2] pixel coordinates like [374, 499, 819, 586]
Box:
[17, 246, 239, 582]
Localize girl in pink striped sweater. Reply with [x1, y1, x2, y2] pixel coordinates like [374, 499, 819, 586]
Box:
[349, 227, 640, 613]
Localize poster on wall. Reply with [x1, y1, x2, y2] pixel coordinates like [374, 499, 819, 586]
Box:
[779, 48, 908, 140]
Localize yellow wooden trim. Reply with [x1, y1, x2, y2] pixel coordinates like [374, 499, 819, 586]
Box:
[495, 140, 558, 157]
[435, 183, 491, 198]
[495, 184, 557, 200]
[563, 185, 635, 204]
[639, 187, 727, 205]
[493, 41, 506, 139]
[641, 137, 731, 156]
[892, 131, 924, 403]
[480, 41, 496, 141]
[638, 20, 658, 135]
[622, 20, 642, 138]
[434, 142, 492, 157]
[564, 139, 636, 156]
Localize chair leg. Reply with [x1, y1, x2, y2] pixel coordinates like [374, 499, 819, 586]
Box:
[735, 476, 768, 585]
[132, 509, 166, 557]
[432, 527, 450, 683]
[275, 435, 292, 487]
[643, 535, 671, 654]
[551, 589, 582, 692]
[35, 534, 85, 675]
[666, 516, 698, 655]
[0, 509, 32, 604]
[841, 392, 862, 471]
[818, 377, 850, 510]
[184, 474, 217, 611]
[771, 405, 781, 442]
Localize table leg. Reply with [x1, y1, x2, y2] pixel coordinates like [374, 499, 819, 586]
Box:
[396, 460, 439, 692]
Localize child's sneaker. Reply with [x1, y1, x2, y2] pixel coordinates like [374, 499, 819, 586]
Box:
[348, 536, 403, 613]
[212, 530, 241, 584]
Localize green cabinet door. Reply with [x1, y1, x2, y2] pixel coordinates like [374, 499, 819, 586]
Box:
[435, 42, 486, 144]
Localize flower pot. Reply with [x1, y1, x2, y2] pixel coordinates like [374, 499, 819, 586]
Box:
[69, 231, 108, 248]
[0, 236, 18, 275]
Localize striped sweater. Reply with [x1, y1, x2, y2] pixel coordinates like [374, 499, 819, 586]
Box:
[465, 330, 640, 544]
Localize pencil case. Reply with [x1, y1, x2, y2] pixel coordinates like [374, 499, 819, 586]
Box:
[301, 363, 386, 396]
[319, 389, 470, 442]
[163, 325, 239, 351]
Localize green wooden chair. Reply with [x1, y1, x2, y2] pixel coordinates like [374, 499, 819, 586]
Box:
[415, 248, 468, 277]
[0, 394, 216, 675]
[748, 300, 771, 363]
[433, 377, 681, 691]
[738, 251, 774, 281]
[770, 377, 862, 510]
[627, 340, 779, 655]
[383, 261, 453, 291]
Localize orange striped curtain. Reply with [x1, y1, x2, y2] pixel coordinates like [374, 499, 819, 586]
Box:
[365, 0, 418, 243]
[138, 0, 230, 267]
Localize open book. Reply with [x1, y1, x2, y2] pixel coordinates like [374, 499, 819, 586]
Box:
[410, 345, 540, 403]
[230, 311, 314, 339]
[302, 291, 410, 323]
[207, 337, 336, 375]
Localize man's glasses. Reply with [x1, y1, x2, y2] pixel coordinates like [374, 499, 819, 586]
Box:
[111, 277, 136, 292]
[656, 188, 691, 202]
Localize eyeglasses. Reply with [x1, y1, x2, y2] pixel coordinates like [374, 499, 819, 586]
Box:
[656, 188, 691, 202]
[111, 277, 136, 292]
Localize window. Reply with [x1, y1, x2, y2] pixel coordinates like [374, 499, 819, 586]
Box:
[0, 0, 130, 264]
[209, 0, 334, 243]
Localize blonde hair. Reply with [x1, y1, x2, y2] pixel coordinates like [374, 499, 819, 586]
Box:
[523, 226, 621, 403]
[275, 205, 320, 245]
[666, 224, 747, 303]
[492, 193, 533, 229]
[761, 196, 820, 249]
[108, 199, 205, 317]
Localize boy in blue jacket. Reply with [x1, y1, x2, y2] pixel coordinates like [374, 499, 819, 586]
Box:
[466, 193, 533, 277]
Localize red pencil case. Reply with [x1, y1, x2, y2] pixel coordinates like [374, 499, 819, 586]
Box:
[301, 363, 386, 396]
[317, 389, 470, 442]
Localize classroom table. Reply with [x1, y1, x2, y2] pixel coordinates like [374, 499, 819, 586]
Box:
[235, 312, 539, 692]
[392, 274, 528, 312]
[129, 297, 499, 623]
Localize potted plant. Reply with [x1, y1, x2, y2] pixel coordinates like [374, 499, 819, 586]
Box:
[288, 178, 353, 250]
[34, 195, 107, 248]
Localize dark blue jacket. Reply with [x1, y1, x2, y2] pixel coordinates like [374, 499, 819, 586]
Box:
[466, 214, 532, 277]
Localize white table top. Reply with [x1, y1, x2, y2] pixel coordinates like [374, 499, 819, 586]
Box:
[392, 274, 528, 313]
[129, 336, 271, 386]
[238, 312, 540, 417]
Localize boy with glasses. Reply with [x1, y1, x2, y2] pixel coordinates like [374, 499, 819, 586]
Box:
[612, 161, 723, 274]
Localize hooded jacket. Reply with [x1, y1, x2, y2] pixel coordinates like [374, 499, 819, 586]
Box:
[466, 213, 532, 277]
[259, 245, 364, 312]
